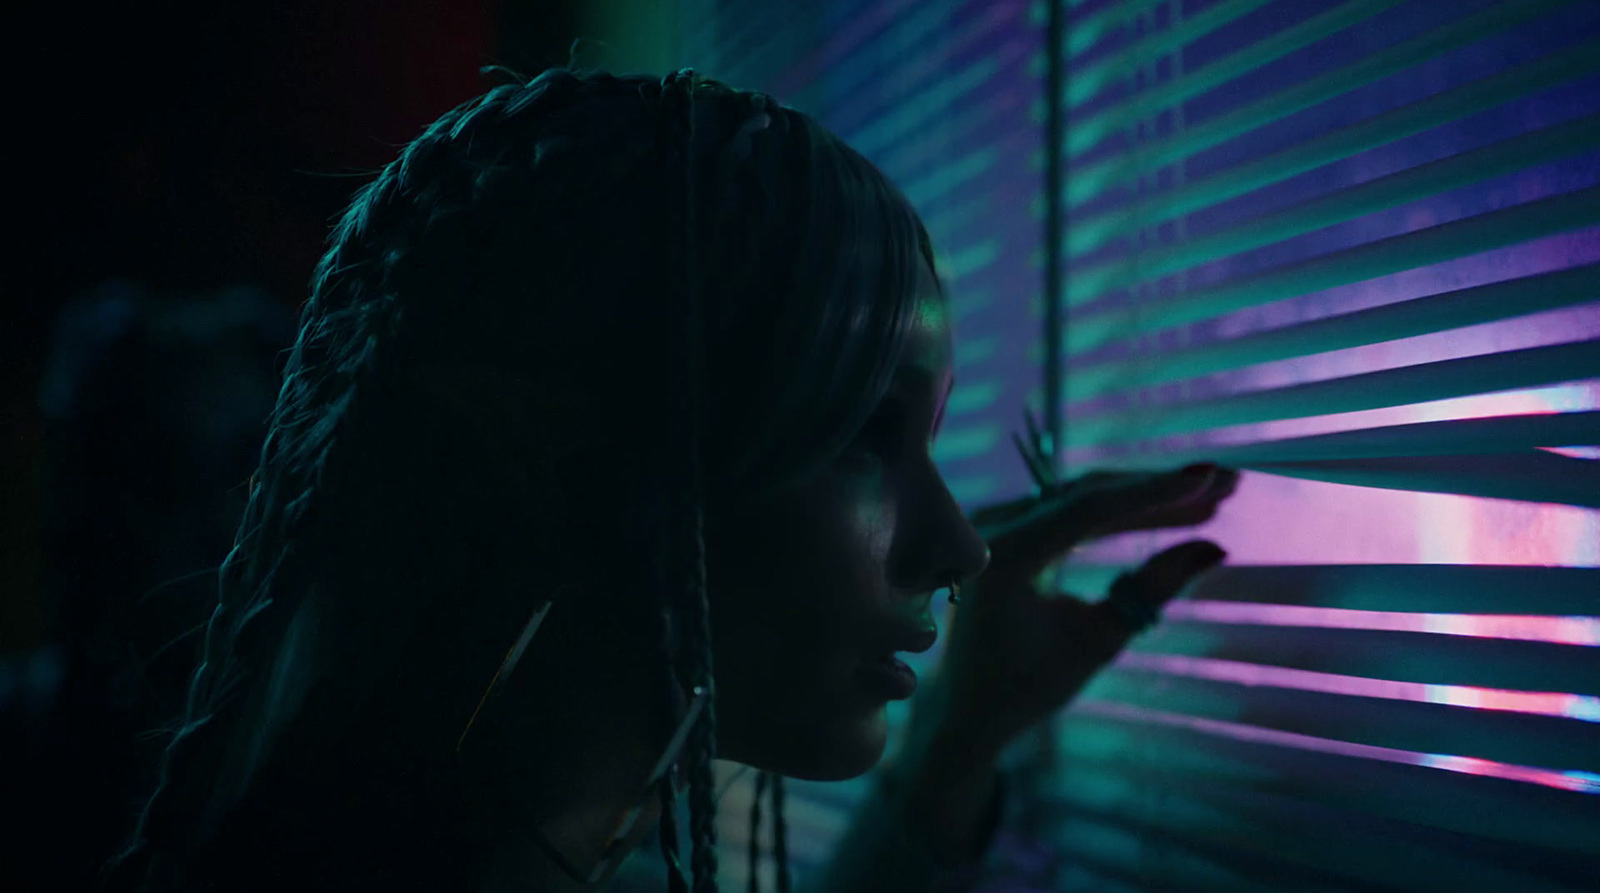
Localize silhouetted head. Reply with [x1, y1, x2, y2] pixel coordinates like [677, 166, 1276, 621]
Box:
[104, 67, 987, 893]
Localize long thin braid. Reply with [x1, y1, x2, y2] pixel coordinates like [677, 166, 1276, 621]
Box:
[664, 67, 723, 893]
[655, 545, 689, 893]
[770, 774, 791, 893]
[748, 771, 769, 893]
[658, 776, 689, 893]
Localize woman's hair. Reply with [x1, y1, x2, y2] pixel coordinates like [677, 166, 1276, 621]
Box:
[100, 66, 939, 893]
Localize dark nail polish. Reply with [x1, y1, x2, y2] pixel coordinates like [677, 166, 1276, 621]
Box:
[1182, 462, 1217, 477]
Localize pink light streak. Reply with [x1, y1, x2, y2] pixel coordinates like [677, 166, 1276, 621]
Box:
[1114, 653, 1600, 723]
[1073, 700, 1600, 794]
[1112, 378, 1600, 454]
[1162, 600, 1600, 646]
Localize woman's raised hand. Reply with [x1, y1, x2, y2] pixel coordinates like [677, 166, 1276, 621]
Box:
[930, 464, 1239, 757]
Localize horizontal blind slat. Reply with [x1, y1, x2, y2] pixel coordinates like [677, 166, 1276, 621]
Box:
[1068, 36, 1600, 255]
[1058, 712, 1600, 855]
[1063, 0, 1576, 201]
[1235, 450, 1600, 509]
[1064, 339, 1600, 447]
[1071, 412, 1600, 477]
[1084, 670, 1600, 772]
[1065, 186, 1600, 352]
[1113, 650, 1599, 723]
[1068, 112, 1600, 297]
[1066, 267, 1600, 401]
[1131, 622, 1600, 696]
[1056, 564, 1600, 615]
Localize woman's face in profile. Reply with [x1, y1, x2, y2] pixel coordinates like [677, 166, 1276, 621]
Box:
[705, 262, 992, 781]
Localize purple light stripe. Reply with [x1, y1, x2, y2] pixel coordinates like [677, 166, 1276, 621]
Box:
[1072, 700, 1600, 794]
[1162, 600, 1600, 646]
[1115, 653, 1600, 722]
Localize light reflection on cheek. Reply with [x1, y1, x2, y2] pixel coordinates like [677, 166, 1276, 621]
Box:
[845, 472, 898, 570]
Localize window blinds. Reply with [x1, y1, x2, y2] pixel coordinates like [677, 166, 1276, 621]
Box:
[1047, 0, 1600, 891]
[645, 1, 1600, 892]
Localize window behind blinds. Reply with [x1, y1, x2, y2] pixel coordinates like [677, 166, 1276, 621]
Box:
[653, 1, 1600, 891]
[1047, 0, 1600, 891]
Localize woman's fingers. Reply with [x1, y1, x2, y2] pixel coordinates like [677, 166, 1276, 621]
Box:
[1082, 466, 1239, 539]
[987, 465, 1232, 584]
[1081, 539, 1228, 662]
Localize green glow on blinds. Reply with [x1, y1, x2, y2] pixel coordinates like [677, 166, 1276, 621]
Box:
[1067, 113, 1600, 301]
[1060, 0, 1574, 204]
[1064, 0, 1281, 105]
[1065, 36, 1600, 257]
[1061, 0, 1407, 152]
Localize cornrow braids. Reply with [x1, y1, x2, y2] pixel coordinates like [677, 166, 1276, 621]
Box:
[771, 773, 791, 893]
[749, 770, 769, 893]
[101, 69, 621, 891]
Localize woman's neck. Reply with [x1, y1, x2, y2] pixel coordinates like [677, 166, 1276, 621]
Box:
[472, 626, 677, 892]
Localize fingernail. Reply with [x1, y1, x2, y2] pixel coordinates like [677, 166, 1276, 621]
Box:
[1182, 462, 1218, 477]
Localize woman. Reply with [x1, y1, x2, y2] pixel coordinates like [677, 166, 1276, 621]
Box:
[101, 67, 1236, 893]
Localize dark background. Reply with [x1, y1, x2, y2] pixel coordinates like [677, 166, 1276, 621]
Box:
[1, 3, 597, 888]
[5, 0, 592, 649]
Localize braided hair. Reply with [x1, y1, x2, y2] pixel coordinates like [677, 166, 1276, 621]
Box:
[99, 65, 938, 893]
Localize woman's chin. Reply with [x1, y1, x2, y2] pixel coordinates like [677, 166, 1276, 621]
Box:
[729, 704, 890, 782]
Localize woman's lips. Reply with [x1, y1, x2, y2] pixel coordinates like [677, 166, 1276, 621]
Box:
[856, 653, 918, 700]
